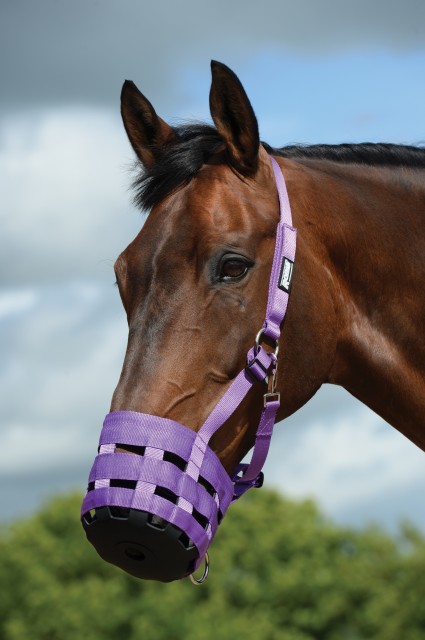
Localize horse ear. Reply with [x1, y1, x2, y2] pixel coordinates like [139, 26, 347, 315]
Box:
[120, 80, 175, 169]
[209, 61, 260, 174]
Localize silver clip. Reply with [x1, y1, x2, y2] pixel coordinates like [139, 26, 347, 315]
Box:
[263, 392, 281, 408]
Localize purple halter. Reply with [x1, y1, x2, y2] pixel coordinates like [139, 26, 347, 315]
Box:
[81, 157, 297, 583]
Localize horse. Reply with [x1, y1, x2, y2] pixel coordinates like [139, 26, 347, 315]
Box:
[82, 60, 425, 583]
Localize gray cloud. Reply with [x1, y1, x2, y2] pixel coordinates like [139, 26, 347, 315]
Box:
[1, 0, 425, 112]
[0, 282, 127, 478]
[267, 387, 425, 533]
[0, 109, 142, 285]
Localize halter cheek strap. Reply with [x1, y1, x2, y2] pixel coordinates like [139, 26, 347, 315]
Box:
[81, 156, 297, 582]
[186, 156, 297, 500]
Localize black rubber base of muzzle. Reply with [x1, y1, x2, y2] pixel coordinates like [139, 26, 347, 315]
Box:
[82, 507, 199, 582]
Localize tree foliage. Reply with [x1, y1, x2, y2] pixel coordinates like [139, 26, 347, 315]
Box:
[1, 489, 424, 640]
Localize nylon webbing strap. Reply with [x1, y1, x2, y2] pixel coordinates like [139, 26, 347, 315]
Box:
[189, 156, 297, 498]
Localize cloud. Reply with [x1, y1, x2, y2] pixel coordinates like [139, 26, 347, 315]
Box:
[266, 389, 425, 529]
[0, 282, 127, 477]
[1, 0, 425, 112]
[0, 108, 142, 285]
[0, 289, 37, 320]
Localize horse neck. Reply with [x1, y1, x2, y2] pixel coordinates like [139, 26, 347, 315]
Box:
[292, 160, 425, 450]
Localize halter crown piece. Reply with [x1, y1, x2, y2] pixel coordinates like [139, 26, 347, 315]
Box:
[81, 157, 297, 583]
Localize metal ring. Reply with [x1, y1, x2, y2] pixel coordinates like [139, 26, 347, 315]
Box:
[255, 328, 279, 358]
[188, 552, 209, 585]
[255, 327, 264, 349]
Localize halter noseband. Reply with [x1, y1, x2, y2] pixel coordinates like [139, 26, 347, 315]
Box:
[81, 156, 297, 583]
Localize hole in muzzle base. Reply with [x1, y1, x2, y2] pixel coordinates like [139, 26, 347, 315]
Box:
[82, 506, 199, 582]
[124, 546, 146, 561]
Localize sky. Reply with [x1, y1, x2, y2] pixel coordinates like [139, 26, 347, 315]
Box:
[1, 0, 424, 534]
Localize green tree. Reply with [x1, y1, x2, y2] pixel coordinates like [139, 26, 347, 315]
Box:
[0, 490, 424, 640]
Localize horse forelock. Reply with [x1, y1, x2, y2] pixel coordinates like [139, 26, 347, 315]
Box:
[131, 124, 225, 212]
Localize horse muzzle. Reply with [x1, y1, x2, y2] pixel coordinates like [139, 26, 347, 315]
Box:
[81, 411, 234, 582]
[82, 505, 200, 582]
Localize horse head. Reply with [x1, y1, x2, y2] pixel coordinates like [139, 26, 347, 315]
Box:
[81, 62, 338, 582]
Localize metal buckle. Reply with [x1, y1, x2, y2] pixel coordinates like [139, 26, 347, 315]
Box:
[246, 350, 269, 382]
[263, 392, 280, 408]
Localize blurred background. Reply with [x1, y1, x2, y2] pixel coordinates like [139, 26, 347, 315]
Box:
[1, 0, 424, 535]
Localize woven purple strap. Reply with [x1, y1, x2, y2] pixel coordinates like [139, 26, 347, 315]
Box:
[187, 156, 297, 498]
[263, 158, 297, 340]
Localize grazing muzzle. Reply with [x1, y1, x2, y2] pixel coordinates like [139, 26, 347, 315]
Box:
[81, 411, 249, 581]
[81, 157, 296, 582]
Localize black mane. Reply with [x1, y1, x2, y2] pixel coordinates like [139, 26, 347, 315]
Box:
[132, 123, 425, 211]
[267, 142, 425, 167]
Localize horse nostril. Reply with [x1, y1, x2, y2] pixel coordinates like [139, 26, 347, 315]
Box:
[124, 546, 146, 562]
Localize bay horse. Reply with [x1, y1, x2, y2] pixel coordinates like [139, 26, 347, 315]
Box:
[82, 61, 425, 582]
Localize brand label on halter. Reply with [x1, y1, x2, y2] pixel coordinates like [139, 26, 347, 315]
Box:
[278, 257, 294, 293]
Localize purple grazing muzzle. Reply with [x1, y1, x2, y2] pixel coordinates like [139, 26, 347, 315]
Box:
[81, 411, 236, 581]
[81, 158, 297, 583]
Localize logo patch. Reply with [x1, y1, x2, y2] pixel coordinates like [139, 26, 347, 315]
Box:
[278, 257, 294, 293]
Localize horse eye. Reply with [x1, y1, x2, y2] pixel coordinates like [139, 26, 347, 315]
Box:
[220, 259, 249, 281]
